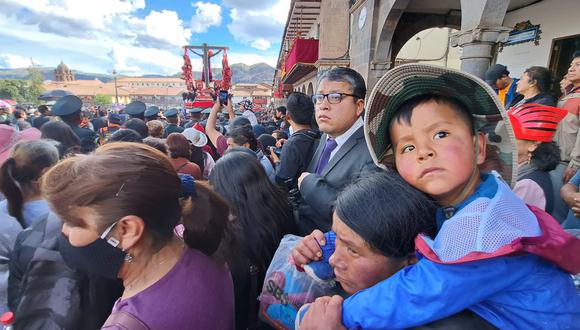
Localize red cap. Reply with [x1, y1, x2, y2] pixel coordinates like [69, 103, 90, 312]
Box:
[508, 103, 567, 142]
[0, 311, 14, 325]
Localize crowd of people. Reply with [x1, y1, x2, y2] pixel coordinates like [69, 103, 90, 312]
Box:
[0, 51, 578, 330]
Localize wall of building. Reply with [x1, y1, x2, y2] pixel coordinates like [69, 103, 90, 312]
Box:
[496, 0, 580, 77]
[318, 0, 350, 59]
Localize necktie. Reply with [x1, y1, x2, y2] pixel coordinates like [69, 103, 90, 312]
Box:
[315, 138, 338, 174]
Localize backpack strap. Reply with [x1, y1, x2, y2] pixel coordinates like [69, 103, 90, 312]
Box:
[102, 311, 149, 330]
[175, 161, 189, 172]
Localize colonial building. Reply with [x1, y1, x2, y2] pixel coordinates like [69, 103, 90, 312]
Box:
[231, 83, 273, 110]
[43, 73, 186, 107]
[54, 61, 75, 82]
[274, 0, 578, 102]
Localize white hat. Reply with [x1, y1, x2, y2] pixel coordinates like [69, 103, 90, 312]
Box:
[182, 128, 207, 147]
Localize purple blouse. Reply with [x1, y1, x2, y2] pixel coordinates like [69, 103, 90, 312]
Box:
[108, 248, 235, 330]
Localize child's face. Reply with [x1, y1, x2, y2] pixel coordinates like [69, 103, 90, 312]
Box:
[390, 101, 486, 206]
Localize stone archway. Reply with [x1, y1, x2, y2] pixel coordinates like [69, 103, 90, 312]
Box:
[368, 1, 460, 89]
[307, 82, 314, 96]
[301, 85, 306, 94]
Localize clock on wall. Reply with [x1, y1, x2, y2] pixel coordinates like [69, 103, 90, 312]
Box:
[358, 6, 367, 30]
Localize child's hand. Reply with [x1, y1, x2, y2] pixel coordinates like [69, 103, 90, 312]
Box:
[291, 230, 326, 269]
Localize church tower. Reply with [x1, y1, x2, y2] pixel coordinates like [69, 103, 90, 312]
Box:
[54, 61, 75, 81]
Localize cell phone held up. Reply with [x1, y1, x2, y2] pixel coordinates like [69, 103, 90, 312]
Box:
[219, 90, 229, 106]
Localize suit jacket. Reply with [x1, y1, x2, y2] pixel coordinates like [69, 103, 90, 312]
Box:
[297, 126, 378, 235]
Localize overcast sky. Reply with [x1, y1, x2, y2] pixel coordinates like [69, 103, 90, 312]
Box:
[0, 0, 290, 75]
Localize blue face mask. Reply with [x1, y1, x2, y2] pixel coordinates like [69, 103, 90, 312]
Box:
[57, 221, 127, 279]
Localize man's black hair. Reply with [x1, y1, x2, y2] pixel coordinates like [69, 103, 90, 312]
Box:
[106, 129, 143, 143]
[318, 67, 366, 99]
[573, 50, 580, 60]
[227, 126, 258, 151]
[276, 106, 287, 115]
[286, 92, 314, 125]
[123, 118, 149, 138]
[38, 105, 49, 113]
[231, 116, 252, 130]
[391, 94, 475, 135]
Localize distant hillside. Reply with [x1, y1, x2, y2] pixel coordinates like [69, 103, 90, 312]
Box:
[0, 63, 275, 84]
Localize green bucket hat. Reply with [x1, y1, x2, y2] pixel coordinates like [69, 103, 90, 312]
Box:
[364, 63, 517, 187]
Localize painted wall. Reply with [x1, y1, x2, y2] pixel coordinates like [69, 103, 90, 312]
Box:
[396, 27, 462, 69]
[496, 0, 580, 77]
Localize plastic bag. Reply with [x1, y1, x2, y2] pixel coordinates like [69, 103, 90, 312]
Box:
[258, 234, 338, 330]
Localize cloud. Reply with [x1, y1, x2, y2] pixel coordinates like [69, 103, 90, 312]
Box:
[0, 53, 39, 68]
[251, 39, 271, 51]
[226, 0, 290, 51]
[222, 0, 278, 11]
[190, 2, 222, 34]
[0, 1, 194, 75]
[127, 10, 192, 49]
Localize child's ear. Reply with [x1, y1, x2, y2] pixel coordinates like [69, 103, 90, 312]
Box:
[475, 132, 487, 165]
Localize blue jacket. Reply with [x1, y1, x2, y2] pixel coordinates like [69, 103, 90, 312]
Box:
[341, 174, 580, 329]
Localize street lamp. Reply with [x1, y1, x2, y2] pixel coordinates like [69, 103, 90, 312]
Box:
[112, 69, 119, 105]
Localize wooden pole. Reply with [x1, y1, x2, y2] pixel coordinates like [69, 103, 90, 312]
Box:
[183, 44, 228, 88]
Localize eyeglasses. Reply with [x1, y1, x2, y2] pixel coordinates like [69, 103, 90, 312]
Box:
[312, 93, 361, 104]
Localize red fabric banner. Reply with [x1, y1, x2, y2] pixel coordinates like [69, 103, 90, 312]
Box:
[284, 39, 319, 73]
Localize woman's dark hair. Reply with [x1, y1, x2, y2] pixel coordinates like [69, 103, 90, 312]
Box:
[42, 142, 235, 261]
[524, 66, 553, 94]
[166, 133, 191, 159]
[143, 137, 168, 155]
[123, 118, 149, 138]
[286, 92, 314, 125]
[227, 127, 258, 151]
[0, 140, 59, 227]
[391, 94, 475, 134]
[209, 151, 293, 270]
[531, 141, 561, 172]
[335, 172, 437, 258]
[40, 120, 81, 158]
[190, 144, 205, 174]
[107, 129, 143, 143]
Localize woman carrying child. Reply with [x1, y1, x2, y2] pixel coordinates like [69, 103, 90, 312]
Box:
[296, 64, 580, 329]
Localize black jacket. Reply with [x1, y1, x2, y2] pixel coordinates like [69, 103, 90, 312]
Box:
[9, 212, 123, 330]
[275, 129, 321, 188]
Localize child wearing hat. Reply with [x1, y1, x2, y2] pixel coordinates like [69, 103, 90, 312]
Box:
[294, 64, 580, 329]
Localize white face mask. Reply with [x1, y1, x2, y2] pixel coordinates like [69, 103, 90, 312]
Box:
[288, 126, 294, 136]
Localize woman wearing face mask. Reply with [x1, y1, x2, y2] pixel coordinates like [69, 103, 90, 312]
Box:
[41, 142, 236, 329]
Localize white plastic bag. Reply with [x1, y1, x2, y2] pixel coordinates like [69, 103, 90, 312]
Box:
[258, 234, 337, 329]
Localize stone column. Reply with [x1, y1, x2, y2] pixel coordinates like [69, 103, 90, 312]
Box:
[453, 0, 511, 78]
[451, 26, 511, 78]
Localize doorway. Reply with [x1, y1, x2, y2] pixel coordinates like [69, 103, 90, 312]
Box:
[548, 34, 580, 96]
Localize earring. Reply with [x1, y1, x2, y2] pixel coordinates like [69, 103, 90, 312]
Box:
[124, 253, 134, 263]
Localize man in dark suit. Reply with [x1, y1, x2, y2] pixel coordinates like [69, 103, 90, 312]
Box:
[296, 67, 378, 235]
